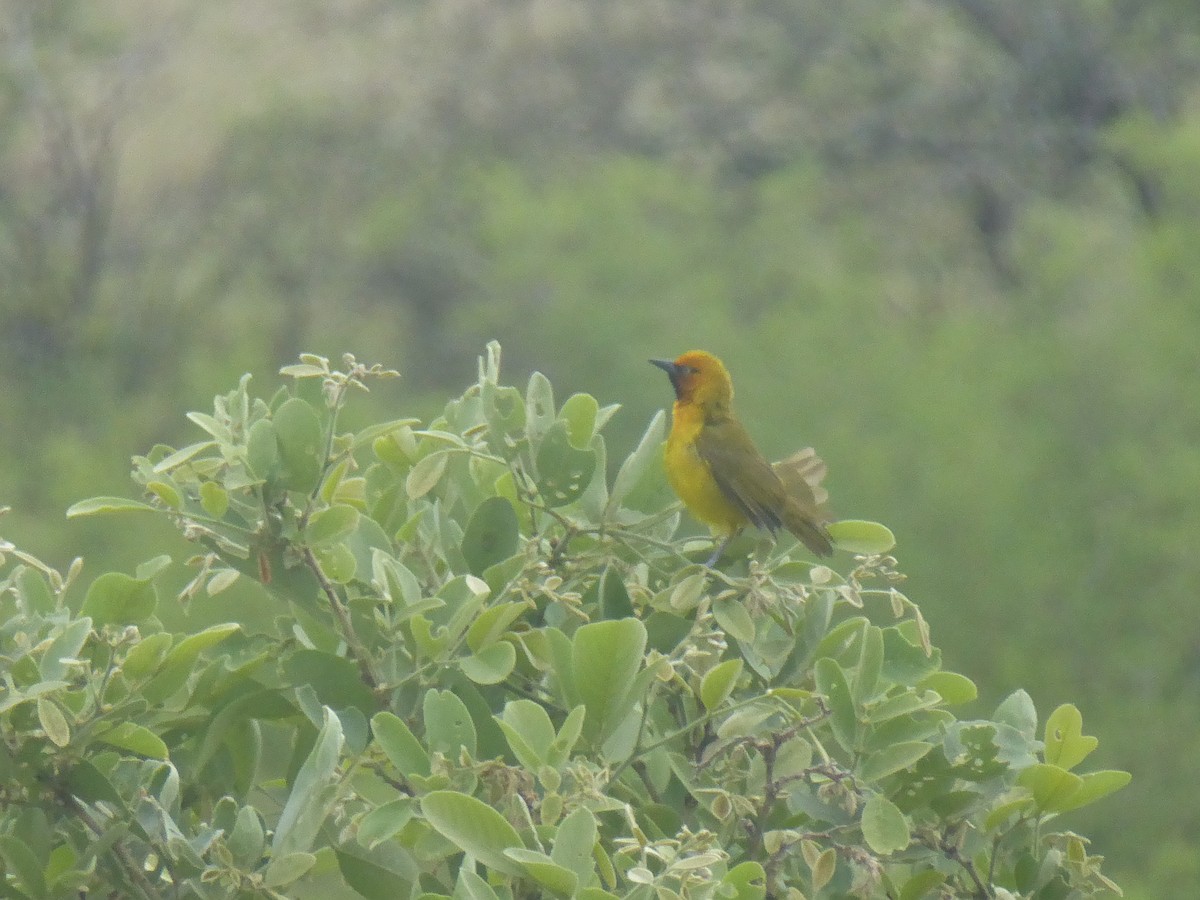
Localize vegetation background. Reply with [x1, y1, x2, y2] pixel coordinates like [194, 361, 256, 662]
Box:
[1, 0, 1197, 894]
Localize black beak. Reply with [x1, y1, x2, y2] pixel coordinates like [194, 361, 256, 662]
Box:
[650, 358, 684, 398]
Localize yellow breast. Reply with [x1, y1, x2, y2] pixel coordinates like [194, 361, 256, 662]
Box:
[664, 404, 746, 534]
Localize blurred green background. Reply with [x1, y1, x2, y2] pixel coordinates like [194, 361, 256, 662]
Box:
[2, 1, 1198, 893]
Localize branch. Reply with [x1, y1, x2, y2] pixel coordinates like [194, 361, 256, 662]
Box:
[302, 546, 379, 690]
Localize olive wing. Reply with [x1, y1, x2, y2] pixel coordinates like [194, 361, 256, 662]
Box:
[693, 418, 788, 533]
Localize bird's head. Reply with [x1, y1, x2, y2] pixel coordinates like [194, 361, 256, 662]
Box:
[650, 350, 734, 409]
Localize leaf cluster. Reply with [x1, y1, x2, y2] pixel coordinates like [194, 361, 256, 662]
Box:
[0, 345, 1129, 898]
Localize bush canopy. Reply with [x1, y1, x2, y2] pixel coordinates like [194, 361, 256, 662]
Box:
[1, 344, 1128, 898]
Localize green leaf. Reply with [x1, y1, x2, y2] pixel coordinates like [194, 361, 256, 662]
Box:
[81, 571, 157, 626]
[985, 796, 1035, 831]
[66, 760, 123, 807]
[547, 705, 587, 769]
[263, 852, 317, 888]
[335, 843, 418, 900]
[358, 798, 416, 849]
[994, 689, 1038, 742]
[536, 421, 597, 507]
[864, 709, 953, 751]
[455, 869, 501, 900]
[66, 496, 156, 517]
[825, 519, 896, 554]
[0, 680, 69, 715]
[526, 371, 557, 444]
[371, 712, 431, 778]
[279, 363, 328, 378]
[314, 541, 357, 583]
[407, 451, 449, 499]
[142, 623, 240, 704]
[532, 628, 574, 709]
[865, 690, 942, 725]
[152, 440, 219, 473]
[560, 393, 600, 448]
[0, 834, 47, 899]
[812, 614, 869, 661]
[187, 410, 232, 442]
[854, 623, 885, 702]
[810, 846, 836, 892]
[466, 601, 527, 652]
[38, 697, 70, 748]
[815, 657, 858, 752]
[460, 641, 517, 685]
[373, 551, 423, 607]
[551, 806, 598, 886]
[282, 649, 375, 715]
[246, 418, 280, 479]
[717, 703, 779, 741]
[496, 701, 554, 770]
[1051, 769, 1132, 813]
[274, 397, 324, 491]
[606, 410, 665, 515]
[721, 861, 767, 900]
[880, 626, 940, 683]
[355, 418, 421, 450]
[462, 496, 520, 576]
[306, 504, 361, 545]
[448, 676, 510, 762]
[424, 689, 478, 758]
[343, 515, 393, 586]
[700, 659, 743, 712]
[199, 481, 229, 518]
[861, 794, 911, 854]
[506, 848, 578, 897]
[1018, 763, 1084, 813]
[136, 554, 172, 580]
[272, 707, 344, 857]
[713, 598, 755, 643]
[228, 806, 266, 868]
[1043, 704, 1098, 771]
[899, 869, 946, 900]
[573, 618, 647, 743]
[599, 566, 634, 620]
[919, 671, 978, 706]
[421, 790, 526, 876]
[18, 567, 55, 615]
[95, 722, 168, 759]
[39, 617, 91, 681]
[858, 741, 934, 783]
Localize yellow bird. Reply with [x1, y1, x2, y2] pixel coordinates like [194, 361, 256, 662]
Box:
[650, 350, 833, 562]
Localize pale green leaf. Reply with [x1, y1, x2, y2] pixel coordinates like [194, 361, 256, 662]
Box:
[421, 791, 525, 877]
[700, 659, 743, 712]
[825, 519, 896, 554]
[861, 794, 911, 854]
[66, 496, 157, 518]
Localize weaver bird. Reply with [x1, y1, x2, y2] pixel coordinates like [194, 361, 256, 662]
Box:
[650, 351, 834, 564]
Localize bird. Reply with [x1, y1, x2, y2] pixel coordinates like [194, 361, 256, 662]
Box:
[650, 350, 834, 564]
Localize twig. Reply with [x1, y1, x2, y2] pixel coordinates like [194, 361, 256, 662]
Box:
[943, 841, 994, 899]
[302, 546, 379, 690]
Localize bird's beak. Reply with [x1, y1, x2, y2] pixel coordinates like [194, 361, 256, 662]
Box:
[650, 358, 686, 398]
[649, 358, 682, 378]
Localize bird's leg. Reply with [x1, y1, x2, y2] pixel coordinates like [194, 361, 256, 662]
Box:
[705, 530, 739, 567]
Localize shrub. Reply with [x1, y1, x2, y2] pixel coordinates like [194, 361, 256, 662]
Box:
[1, 344, 1127, 898]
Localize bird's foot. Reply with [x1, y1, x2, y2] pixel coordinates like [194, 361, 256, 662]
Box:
[704, 535, 734, 568]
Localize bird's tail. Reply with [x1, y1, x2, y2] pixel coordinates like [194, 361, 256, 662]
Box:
[774, 447, 834, 557]
[781, 505, 834, 556]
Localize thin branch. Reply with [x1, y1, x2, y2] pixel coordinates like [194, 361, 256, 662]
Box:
[302, 546, 379, 690]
